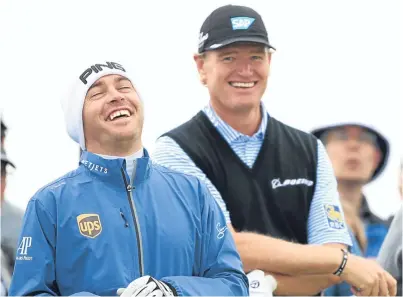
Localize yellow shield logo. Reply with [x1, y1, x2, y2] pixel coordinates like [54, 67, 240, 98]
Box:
[324, 204, 345, 230]
[77, 214, 102, 238]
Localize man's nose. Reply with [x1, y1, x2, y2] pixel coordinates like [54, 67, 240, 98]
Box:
[237, 62, 253, 76]
[107, 88, 125, 103]
[346, 137, 361, 150]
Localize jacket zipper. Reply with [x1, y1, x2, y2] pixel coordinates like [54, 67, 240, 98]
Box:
[121, 160, 144, 277]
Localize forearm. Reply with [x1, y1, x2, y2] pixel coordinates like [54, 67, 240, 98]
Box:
[232, 229, 344, 275]
[269, 272, 341, 296]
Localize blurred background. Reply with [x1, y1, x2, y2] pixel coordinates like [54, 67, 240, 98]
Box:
[1, 0, 402, 220]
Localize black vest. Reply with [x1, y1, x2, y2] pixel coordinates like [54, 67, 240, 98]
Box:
[162, 112, 318, 244]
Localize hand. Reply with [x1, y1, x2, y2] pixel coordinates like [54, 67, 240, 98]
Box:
[117, 276, 175, 297]
[247, 270, 277, 297]
[340, 254, 397, 296]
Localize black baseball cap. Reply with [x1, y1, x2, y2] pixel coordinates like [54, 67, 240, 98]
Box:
[198, 4, 275, 53]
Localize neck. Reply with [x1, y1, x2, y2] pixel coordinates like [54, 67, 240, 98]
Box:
[338, 181, 364, 211]
[87, 139, 143, 157]
[211, 101, 262, 136]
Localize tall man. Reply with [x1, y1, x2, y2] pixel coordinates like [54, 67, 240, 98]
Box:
[154, 4, 397, 296]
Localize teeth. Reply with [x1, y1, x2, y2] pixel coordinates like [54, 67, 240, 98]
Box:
[109, 109, 130, 121]
[230, 82, 255, 88]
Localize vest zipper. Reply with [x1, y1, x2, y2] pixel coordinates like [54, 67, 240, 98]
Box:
[121, 160, 144, 277]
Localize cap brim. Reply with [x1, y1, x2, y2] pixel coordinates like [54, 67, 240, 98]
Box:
[204, 36, 276, 52]
[311, 123, 389, 182]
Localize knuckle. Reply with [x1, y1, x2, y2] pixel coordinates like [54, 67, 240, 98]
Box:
[391, 278, 397, 286]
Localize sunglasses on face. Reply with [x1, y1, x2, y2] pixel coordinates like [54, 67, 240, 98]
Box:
[323, 128, 378, 146]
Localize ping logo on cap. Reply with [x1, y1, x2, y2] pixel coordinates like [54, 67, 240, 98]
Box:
[79, 62, 126, 85]
[231, 17, 255, 30]
[77, 214, 102, 238]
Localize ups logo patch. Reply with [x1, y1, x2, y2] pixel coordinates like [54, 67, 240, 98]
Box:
[77, 214, 102, 238]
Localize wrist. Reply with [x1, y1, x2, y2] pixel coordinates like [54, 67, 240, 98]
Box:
[162, 281, 178, 296]
[333, 248, 349, 277]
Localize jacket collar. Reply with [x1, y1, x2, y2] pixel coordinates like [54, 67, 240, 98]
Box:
[79, 149, 152, 186]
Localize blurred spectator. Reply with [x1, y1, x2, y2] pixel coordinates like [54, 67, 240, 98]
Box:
[1, 247, 12, 296]
[311, 122, 390, 258]
[312, 122, 391, 296]
[377, 204, 402, 296]
[1, 119, 24, 275]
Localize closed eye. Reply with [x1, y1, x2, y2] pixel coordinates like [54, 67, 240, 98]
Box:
[91, 92, 103, 98]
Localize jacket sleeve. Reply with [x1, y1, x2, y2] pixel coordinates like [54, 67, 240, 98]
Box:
[8, 195, 97, 297]
[161, 182, 249, 296]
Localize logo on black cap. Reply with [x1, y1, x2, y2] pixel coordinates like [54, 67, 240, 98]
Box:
[198, 5, 275, 53]
[230, 17, 255, 30]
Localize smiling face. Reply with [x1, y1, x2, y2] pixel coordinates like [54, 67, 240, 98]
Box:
[194, 43, 271, 114]
[82, 74, 143, 154]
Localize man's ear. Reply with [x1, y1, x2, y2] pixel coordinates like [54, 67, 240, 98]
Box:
[266, 52, 272, 77]
[267, 52, 272, 65]
[194, 53, 207, 85]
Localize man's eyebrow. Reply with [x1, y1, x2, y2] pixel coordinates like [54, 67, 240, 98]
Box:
[87, 80, 104, 93]
[218, 50, 238, 57]
[87, 76, 132, 96]
[115, 76, 131, 84]
[250, 47, 266, 53]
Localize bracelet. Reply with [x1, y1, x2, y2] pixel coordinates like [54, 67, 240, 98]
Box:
[333, 248, 348, 276]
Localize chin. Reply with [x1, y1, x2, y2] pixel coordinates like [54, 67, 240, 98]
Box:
[231, 101, 259, 113]
[107, 127, 136, 139]
[339, 174, 369, 184]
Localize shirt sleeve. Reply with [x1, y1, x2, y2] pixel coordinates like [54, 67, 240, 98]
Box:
[153, 136, 231, 223]
[307, 139, 353, 246]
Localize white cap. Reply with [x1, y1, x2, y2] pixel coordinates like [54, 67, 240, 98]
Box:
[61, 61, 137, 151]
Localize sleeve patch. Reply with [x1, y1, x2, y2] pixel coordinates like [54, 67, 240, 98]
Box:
[324, 204, 346, 230]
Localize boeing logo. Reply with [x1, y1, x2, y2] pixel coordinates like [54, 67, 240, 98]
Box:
[271, 178, 314, 189]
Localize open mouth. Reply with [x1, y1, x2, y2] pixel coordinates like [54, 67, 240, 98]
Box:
[229, 81, 257, 88]
[346, 159, 361, 168]
[107, 109, 132, 121]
